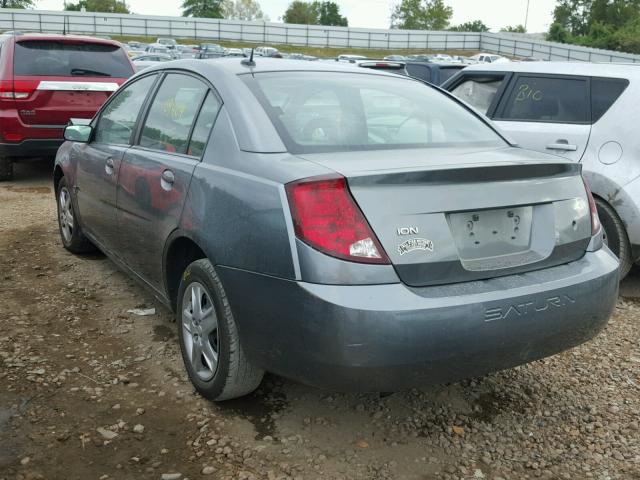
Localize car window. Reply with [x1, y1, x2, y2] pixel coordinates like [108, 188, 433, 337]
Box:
[591, 77, 628, 123]
[438, 67, 463, 84]
[451, 77, 505, 114]
[14, 40, 134, 78]
[244, 72, 505, 154]
[405, 64, 431, 83]
[499, 75, 589, 123]
[94, 74, 157, 145]
[139, 74, 208, 154]
[187, 92, 222, 157]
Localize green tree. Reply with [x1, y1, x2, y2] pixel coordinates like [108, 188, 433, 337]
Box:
[1, 0, 34, 7]
[64, 0, 129, 13]
[315, 1, 347, 26]
[390, 0, 453, 30]
[501, 24, 526, 33]
[282, 1, 317, 24]
[182, 0, 224, 18]
[546, 0, 640, 53]
[449, 20, 489, 32]
[224, 0, 266, 21]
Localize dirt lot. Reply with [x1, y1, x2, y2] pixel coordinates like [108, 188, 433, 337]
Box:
[1, 159, 639, 480]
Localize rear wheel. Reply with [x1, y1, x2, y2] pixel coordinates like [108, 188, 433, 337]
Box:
[56, 177, 96, 254]
[595, 197, 632, 279]
[177, 259, 264, 401]
[0, 157, 13, 181]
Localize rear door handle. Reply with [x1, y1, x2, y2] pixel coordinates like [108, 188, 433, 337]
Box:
[546, 142, 578, 152]
[161, 169, 175, 190]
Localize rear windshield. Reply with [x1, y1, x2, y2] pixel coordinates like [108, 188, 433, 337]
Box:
[14, 40, 134, 78]
[243, 72, 505, 154]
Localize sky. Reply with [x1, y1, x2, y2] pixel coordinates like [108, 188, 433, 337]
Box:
[35, 0, 558, 33]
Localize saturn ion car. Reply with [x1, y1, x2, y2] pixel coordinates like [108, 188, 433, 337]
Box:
[53, 59, 619, 401]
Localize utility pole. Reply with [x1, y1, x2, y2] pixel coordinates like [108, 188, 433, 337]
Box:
[524, 0, 530, 31]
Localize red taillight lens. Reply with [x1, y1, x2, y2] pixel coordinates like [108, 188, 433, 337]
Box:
[286, 175, 390, 264]
[583, 177, 600, 236]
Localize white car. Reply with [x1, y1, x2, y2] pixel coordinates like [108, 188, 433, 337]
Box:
[466, 53, 509, 64]
[444, 61, 640, 277]
[336, 54, 368, 63]
[132, 53, 173, 71]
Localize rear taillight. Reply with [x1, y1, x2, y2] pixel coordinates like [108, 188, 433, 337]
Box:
[583, 177, 601, 236]
[286, 175, 390, 264]
[0, 79, 38, 100]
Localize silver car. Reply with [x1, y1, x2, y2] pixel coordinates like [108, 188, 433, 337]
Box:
[54, 59, 618, 401]
[444, 62, 640, 277]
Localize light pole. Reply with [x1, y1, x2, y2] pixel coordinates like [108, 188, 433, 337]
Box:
[524, 0, 530, 31]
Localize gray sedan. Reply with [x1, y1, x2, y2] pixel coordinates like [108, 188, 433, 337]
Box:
[53, 59, 619, 401]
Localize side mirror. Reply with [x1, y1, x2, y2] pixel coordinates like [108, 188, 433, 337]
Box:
[64, 125, 93, 143]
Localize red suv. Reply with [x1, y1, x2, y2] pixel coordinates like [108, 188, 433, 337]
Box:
[0, 33, 134, 180]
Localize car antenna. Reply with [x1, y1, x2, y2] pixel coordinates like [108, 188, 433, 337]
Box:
[241, 48, 255, 67]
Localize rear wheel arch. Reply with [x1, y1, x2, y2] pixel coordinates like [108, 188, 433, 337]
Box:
[164, 233, 208, 311]
[592, 194, 632, 278]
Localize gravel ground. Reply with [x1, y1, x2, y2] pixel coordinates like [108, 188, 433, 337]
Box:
[1, 159, 639, 480]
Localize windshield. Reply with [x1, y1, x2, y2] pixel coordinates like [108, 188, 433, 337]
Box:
[243, 72, 505, 154]
[14, 40, 133, 78]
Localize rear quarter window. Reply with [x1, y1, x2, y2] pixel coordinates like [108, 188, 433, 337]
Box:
[591, 77, 628, 123]
[14, 40, 134, 78]
[450, 76, 505, 115]
[498, 75, 589, 124]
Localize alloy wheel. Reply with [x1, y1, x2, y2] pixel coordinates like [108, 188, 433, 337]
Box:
[58, 187, 74, 244]
[181, 282, 219, 381]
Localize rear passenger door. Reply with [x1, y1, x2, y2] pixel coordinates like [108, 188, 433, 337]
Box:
[492, 74, 591, 162]
[116, 72, 221, 289]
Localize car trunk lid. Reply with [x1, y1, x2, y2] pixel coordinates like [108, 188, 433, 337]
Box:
[300, 146, 592, 287]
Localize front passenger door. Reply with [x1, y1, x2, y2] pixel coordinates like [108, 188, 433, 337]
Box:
[116, 73, 222, 289]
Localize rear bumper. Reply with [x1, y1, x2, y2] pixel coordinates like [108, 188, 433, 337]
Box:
[0, 139, 63, 158]
[219, 248, 619, 391]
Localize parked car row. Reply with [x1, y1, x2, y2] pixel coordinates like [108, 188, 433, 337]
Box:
[52, 56, 619, 402]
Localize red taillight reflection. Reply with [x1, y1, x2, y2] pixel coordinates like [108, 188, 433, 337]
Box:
[286, 175, 390, 264]
[583, 177, 601, 236]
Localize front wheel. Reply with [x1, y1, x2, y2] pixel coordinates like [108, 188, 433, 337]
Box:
[595, 197, 632, 279]
[177, 259, 264, 401]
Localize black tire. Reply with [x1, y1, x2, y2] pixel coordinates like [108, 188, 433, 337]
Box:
[55, 176, 96, 254]
[0, 157, 13, 181]
[177, 259, 264, 401]
[595, 197, 632, 279]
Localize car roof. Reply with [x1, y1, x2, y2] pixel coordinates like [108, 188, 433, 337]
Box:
[5, 32, 122, 47]
[463, 61, 640, 78]
[154, 57, 400, 77]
